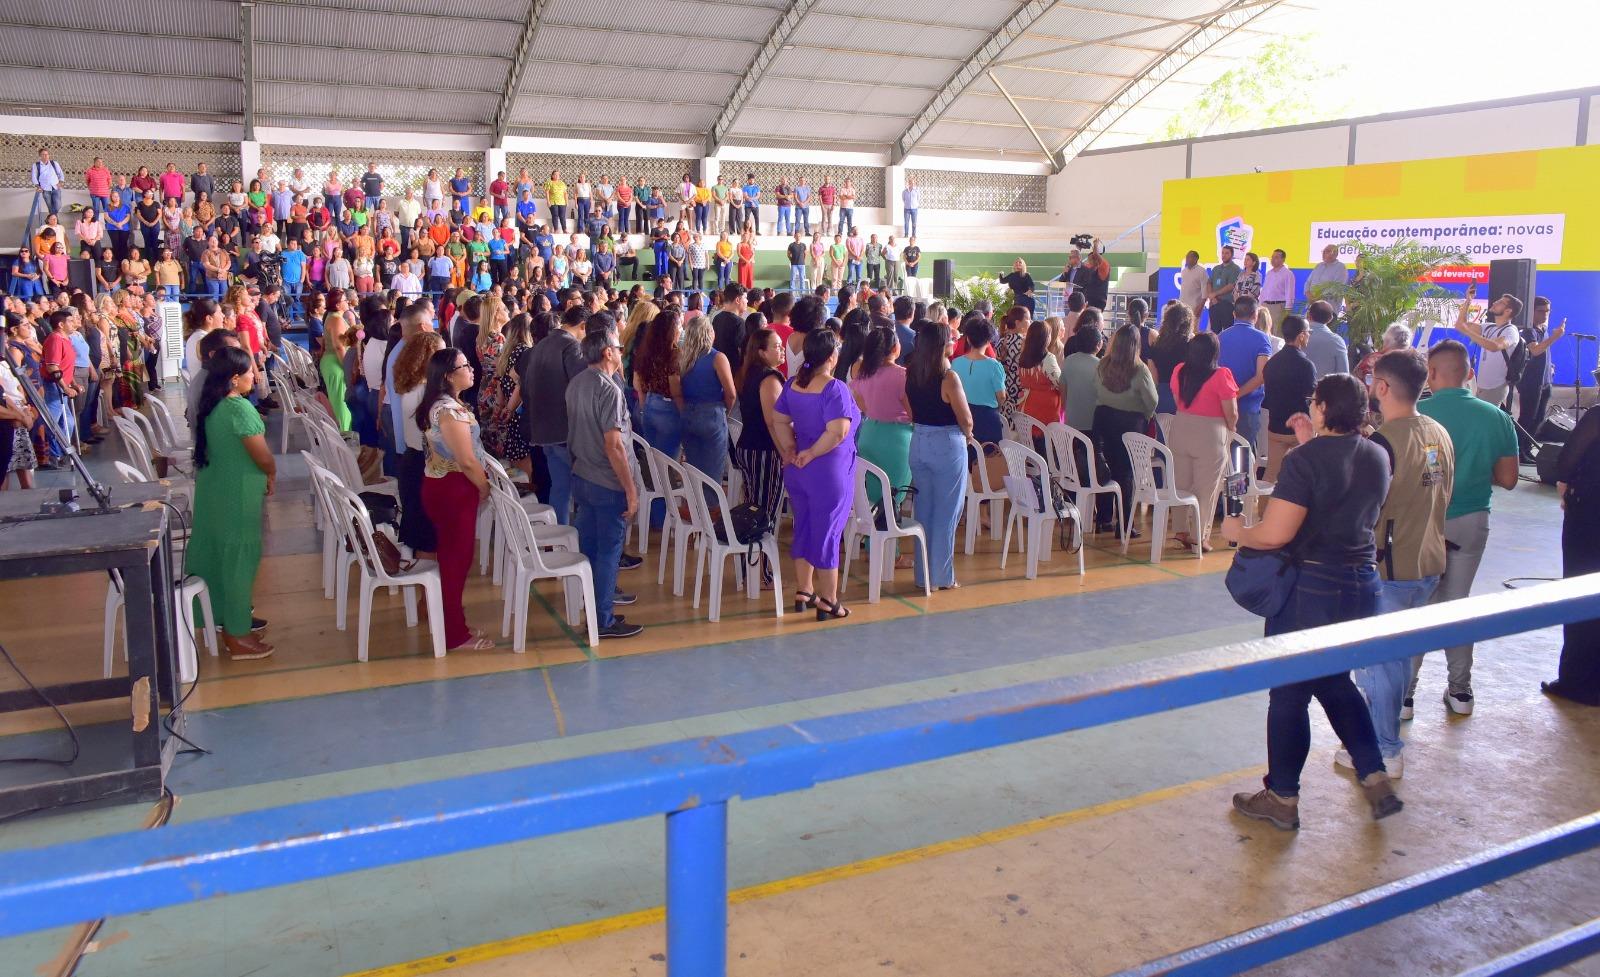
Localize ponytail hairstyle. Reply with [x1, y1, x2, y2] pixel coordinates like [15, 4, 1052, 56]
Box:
[185, 296, 219, 337]
[193, 346, 253, 470]
[857, 326, 896, 380]
[794, 328, 840, 387]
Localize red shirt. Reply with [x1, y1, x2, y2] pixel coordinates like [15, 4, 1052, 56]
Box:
[769, 322, 794, 376]
[42, 331, 76, 387]
[236, 311, 264, 356]
[489, 179, 509, 205]
[159, 171, 185, 201]
[1171, 363, 1239, 419]
[86, 165, 112, 197]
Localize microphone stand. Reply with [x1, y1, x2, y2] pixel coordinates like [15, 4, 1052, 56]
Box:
[2, 355, 112, 511]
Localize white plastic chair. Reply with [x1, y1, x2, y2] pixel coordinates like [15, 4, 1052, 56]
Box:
[1008, 412, 1051, 451]
[964, 437, 1008, 555]
[303, 451, 357, 599]
[479, 455, 556, 579]
[682, 464, 784, 623]
[1045, 422, 1123, 539]
[1121, 432, 1202, 564]
[629, 432, 666, 554]
[145, 398, 188, 453]
[112, 413, 157, 480]
[1231, 431, 1274, 527]
[652, 449, 700, 596]
[305, 413, 398, 501]
[841, 458, 929, 603]
[998, 440, 1083, 580]
[491, 487, 598, 652]
[103, 570, 216, 684]
[311, 466, 446, 660]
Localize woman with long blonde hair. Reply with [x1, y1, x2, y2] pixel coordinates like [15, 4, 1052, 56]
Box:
[474, 296, 509, 441]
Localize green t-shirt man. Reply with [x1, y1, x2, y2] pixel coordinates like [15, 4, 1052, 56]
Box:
[1417, 387, 1517, 521]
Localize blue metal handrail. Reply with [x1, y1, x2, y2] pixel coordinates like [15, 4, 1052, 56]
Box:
[1, 572, 1598, 976]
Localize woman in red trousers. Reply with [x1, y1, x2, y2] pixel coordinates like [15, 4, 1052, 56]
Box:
[416, 346, 496, 651]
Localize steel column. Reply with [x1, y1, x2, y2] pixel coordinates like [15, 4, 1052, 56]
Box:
[665, 803, 728, 977]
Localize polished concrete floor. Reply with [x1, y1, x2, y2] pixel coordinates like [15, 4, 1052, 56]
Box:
[0, 397, 1594, 977]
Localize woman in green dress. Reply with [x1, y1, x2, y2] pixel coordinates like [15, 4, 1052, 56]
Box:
[318, 309, 353, 431]
[189, 345, 276, 661]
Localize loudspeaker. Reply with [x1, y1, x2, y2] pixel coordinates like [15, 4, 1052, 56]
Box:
[1535, 442, 1565, 485]
[932, 259, 954, 299]
[1535, 413, 1575, 444]
[1487, 258, 1536, 327]
[67, 258, 94, 293]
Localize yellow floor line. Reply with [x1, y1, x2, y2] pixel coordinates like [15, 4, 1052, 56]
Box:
[343, 763, 1264, 977]
[541, 669, 566, 738]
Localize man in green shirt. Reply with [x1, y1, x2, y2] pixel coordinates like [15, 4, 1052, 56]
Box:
[711, 178, 729, 235]
[1408, 340, 1518, 717]
[1204, 245, 1240, 332]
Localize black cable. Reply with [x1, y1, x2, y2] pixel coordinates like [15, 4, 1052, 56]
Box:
[1503, 576, 1557, 589]
[0, 636, 81, 766]
[154, 498, 211, 758]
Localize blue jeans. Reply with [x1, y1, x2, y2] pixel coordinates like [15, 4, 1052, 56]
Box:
[904, 208, 917, 237]
[91, 195, 110, 215]
[910, 424, 967, 589]
[1236, 407, 1261, 453]
[572, 475, 627, 629]
[694, 203, 708, 232]
[776, 205, 793, 235]
[365, 195, 382, 214]
[575, 198, 590, 229]
[1356, 575, 1439, 758]
[493, 203, 509, 224]
[162, 284, 179, 300]
[43, 385, 75, 456]
[1264, 562, 1386, 796]
[40, 188, 61, 216]
[325, 196, 341, 219]
[847, 260, 862, 283]
[284, 279, 304, 319]
[715, 259, 730, 289]
[796, 205, 810, 233]
[789, 264, 806, 293]
[541, 442, 574, 526]
[680, 402, 727, 485]
[642, 393, 682, 525]
[208, 278, 227, 301]
[839, 207, 854, 232]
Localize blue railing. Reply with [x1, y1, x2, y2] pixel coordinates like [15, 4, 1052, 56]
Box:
[2, 573, 1598, 976]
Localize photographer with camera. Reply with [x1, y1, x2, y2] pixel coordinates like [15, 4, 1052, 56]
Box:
[1220, 373, 1402, 831]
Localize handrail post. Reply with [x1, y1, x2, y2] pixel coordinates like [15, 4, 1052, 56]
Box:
[665, 802, 728, 977]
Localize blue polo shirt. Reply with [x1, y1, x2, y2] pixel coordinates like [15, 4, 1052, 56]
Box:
[534, 233, 554, 260]
[488, 237, 508, 260]
[742, 182, 760, 203]
[1217, 320, 1273, 413]
[279, 248, 307, 284]
[516, 199, 537, 221]
[426, 255, 453, 279]
[449, 177, 470, 198]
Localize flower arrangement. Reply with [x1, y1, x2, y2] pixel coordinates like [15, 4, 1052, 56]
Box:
[947, 275, 1014, 317]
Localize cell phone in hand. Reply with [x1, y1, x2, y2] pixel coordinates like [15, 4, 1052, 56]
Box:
[1224, 441, 1250, 518]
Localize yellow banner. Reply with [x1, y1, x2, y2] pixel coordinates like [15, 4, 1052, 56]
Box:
[1159, 145, 1600, 271]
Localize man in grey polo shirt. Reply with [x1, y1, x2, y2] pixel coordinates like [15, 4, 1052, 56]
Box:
[521, 305, 589, 524]
[1303, 300, 1349, 378]
[567, 321, 642, 639]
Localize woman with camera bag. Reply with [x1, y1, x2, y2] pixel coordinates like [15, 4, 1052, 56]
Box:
[1219, 373, 1402, 830]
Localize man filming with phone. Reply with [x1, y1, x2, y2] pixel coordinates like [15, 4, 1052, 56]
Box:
[1455, 283, 1523, 408]
[1514, 296, 1565, 462]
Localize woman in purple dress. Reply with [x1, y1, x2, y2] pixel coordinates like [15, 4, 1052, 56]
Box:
[772, 324, 860, 621]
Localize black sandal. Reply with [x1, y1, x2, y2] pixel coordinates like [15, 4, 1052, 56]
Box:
[794, 590, 818, 613]
[815, 596, 851, 621]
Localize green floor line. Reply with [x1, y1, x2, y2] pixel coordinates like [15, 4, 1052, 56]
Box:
[529, 586, 598, 662]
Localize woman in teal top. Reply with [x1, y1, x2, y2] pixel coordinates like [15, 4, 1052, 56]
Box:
[189, 346, 276, 660]
[950, 317, 1007, 444]
[318, 311, 353, 430]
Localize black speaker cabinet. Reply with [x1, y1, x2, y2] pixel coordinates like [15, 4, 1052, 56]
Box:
[67, 258, 94, 293]
[932, 258, 954, 299]
[1487, 258, 1536, 327]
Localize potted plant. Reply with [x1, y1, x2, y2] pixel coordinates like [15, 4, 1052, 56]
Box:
[947, 275, 1014, 317]
[1315, 239, 1467, 351]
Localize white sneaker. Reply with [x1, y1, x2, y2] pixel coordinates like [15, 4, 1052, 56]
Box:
[1335, 748, 1403, 779]
[1445, 690, 1475, 716]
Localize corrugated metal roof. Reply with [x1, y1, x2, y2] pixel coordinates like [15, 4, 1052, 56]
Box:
[11, 0, 237, 37]
[256, 45, 508, 92]
[0, 27, 239, 79]
[1, 0, 1309, 158]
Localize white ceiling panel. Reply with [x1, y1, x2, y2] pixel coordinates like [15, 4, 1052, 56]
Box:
[540, 0, 780, 39]
[792, 14, 990, 57]
[747, 76, 930, 118]
[731, 108, 907, 145]
[529, 24, 758, 74]
[768, 47, 959, 89]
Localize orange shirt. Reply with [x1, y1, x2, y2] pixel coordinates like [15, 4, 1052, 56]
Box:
[429, 223, 451, 246]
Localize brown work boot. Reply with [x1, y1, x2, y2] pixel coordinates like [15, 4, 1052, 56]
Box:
[1232, 788, 1300, 830]
[1360, 773, 1403, 820]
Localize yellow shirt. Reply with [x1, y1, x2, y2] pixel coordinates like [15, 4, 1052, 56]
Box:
[695, 185, 713, 204]
[545, 180, 567, 206]
[715, 240, 734, 260]
[471, 204, 493, 223]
